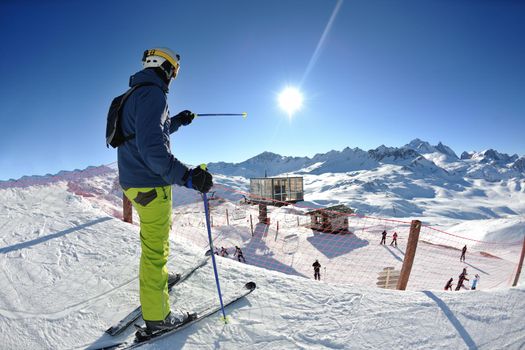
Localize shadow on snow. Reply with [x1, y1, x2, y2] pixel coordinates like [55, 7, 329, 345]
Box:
[307, 231, 369, 259]
[0, 217, 113, 254]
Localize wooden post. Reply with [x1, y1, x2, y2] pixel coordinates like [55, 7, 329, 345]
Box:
[226, 209, 230, 226]
[123, 194, 133, 223]
[512, 236, 525, 287]
[297, 217, 300, 227]
[258, 204, 268, 224]
[396, 220, 421, 290]
[250, 214, 254, 236]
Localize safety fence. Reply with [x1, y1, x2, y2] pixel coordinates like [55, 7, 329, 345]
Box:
[1, 164, 523, 292]
[165, 185, 524, 291]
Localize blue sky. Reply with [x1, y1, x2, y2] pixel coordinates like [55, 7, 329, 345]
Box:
[0, 0, 524, 180]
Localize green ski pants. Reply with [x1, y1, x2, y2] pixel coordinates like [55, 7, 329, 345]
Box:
[123, 185, 172, 321]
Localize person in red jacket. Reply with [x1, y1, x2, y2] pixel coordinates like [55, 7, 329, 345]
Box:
[390, 232, 398, 247]
[220, 247, 229, 257]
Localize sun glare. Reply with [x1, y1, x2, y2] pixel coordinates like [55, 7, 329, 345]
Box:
[278, 87, 303, 117]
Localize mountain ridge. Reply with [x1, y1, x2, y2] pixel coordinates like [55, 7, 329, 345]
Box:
[207, 139, 525, 181]
[1, 139, 523, 220]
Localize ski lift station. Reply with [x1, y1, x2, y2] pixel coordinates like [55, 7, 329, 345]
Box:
[248, 177, 304, 206]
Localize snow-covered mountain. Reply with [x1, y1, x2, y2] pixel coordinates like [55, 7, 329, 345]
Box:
[206, 140, 525, 220]
[2, 139, 524, 221]
[208, 139, 524, 181]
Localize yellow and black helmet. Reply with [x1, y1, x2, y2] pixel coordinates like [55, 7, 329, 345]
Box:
[142, 47, 180, 80]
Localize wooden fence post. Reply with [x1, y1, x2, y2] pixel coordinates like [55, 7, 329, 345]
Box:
[123, 194, 133, 223]
[396, 220, 421, 290]
[258, 204, 268, 224]
[512, 236, 525, 287]
[250, 214, 254, 236]
[226, 209, 230, 226]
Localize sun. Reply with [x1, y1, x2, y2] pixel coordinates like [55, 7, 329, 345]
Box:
[278, 87, 303, 117]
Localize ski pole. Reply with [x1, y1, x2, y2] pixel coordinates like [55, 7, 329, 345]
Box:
[200, 164, 228, 323]
[196, 112, 248, 118]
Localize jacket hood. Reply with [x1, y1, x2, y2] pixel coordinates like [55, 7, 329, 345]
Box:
[129, 68, 169, 93]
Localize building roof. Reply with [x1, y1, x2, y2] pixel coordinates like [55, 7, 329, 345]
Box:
[306, 204, 354, 216]
[250, 176, 303, 180]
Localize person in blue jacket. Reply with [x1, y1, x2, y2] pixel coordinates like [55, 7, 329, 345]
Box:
[117, 47, 213, 334]
[471, 274, 480, 290]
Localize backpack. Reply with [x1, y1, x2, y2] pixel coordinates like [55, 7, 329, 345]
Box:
[105, 83, 153, 148]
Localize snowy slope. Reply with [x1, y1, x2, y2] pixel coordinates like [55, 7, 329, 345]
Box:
[1, 172, 525, 349]
[1, 139, 524, 349]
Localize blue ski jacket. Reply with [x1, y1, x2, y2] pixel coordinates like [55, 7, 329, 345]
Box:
[117, 68, 189, 188]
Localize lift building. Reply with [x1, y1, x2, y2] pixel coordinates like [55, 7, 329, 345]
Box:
[248, 177, 304, 206]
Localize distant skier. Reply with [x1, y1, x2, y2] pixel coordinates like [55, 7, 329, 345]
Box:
[390, 232, 398, 247]
[455, 268, 469, 291]
[380, 230, 387, 245]
[444, 277, 454, 291]
[471, 274, 480, 290]
[460, 245, 467, 262]
[234, 246, 246, 263]
[220, 247, 229, 257]
[312, 260, 321, 281]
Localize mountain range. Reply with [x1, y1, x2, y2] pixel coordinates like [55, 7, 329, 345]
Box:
[208, 138, 525, 181]
[1, 139, 523, 222]
[206, 139, 525, 221]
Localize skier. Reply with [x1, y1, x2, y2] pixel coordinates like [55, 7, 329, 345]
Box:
[455, 268, 469, 291]
[117, 47, 212, 334]
[471, 274, 480, 290]
[380, 230, 387, 245]
[312, 259, 321, 281]
[444, 277, 453, 291]
[220, 247, 229, 257]
[390, 232, 398, 247]
[460, 245, 467, 262]
[234, 246, 246, 263]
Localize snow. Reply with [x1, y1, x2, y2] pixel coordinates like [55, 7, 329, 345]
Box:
[1, 139, 525, 349]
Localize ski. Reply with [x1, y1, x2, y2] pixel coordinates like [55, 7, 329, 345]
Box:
[105, 253, 211, 336]
[123, 281, 256, 349]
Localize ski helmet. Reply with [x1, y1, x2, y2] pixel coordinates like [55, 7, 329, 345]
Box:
[142, 47, 180, 80]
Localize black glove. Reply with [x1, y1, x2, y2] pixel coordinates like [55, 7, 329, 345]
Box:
[183, 167, 213, 193]
[175, 110, 196, 126]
